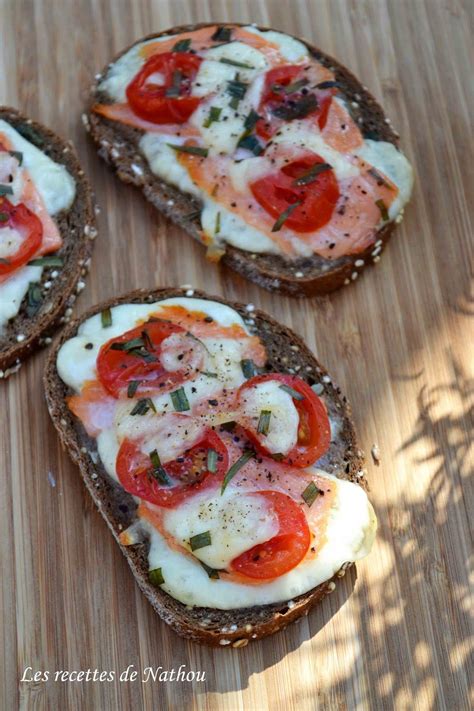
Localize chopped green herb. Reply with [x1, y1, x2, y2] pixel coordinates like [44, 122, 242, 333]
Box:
[293, 162, 331, 186]
[221, 450, 254, 493]
[226, 79, 248, 106]
[172, 38, 191, 52]
[220, 57, 254, 69]
[149, 449, 171, 485]
[190, 530, 212, 551]
[211, 26, 232, 42]
[315, 80, 343, 90]
[170, 387, 190, 412]
[215, 211, 221, 234]
[283, 78, 309, 94]
[9, 150, 23, 165]
[207, 449, 218, 473]
[101, 307, 112, 328]
[368, 168, 393, 190]
[203, 106, 222, 128]
[0, 184, 14, 196]
[0, 212, 8, 222]
[271, 94, 318, 121]
[26, 282, 42, 317]
[130, 398, 156, 416]
[244, 109, 260, 131]
[165, 70, 182, 97]
[237, 134, 263, 155]
[271, 453, 285, 462]
[17, 124, 44, 146]
[111, 336, 145, 352]
[241, 359, 258, 379]
[279, 383, 305, 400]
[271, 201, 302, 232]
[302, 481, 322, 507]
[220, 420, 236, 432]
[28, 255, 63, 267]
[376, 199, 389, 221]
[257, 410, 272, 436]
[201, 370, 218, 378]
[127, 380, 141, 398]
[200, 561, 220, 579]
[149, 568, 165, 586]
[167, 143, 208, 157]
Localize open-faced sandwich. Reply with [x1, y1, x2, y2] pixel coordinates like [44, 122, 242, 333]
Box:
[87, 23, 413, 296]
[45, 288, 377, 646]
[0, 107, 95, 377]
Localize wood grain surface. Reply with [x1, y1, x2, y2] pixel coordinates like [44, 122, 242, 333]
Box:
[0, 1, 472, 709]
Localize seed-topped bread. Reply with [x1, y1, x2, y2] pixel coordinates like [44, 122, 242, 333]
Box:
[44, 287, 372, 647]
[0, 107, 96, 377]
[86, 23, 412, 297]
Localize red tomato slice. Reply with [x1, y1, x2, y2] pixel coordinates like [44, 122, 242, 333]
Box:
[255, 65, 334, 141]
[250, 153, 340, 232]
[230, 490, 310, 579]
[0, 197, 43, 276]
[116, 429, 229, 508]
[96, 319, 204, 398]
[237, 373, 330, 467]
[126, 51, 202, 124]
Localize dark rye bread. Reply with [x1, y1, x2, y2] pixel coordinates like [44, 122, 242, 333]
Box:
[86, 23, 401, 297]
[44, 287, 368, 647]
[0, 107, 96, 377]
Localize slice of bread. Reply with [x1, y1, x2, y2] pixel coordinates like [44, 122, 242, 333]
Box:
[86, 23, 402, 297]
[44, 287, 368, 647]
[0, 107, 96, 377]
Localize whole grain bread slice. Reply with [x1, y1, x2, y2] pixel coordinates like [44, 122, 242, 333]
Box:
[44, 287, 368, 647]
[86, 22, 401, 297]
[0, 107, 96, 377]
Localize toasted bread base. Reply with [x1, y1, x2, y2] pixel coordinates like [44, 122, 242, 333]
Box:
[0, 107, 96, 376]
[44, 287, 367, 646]
[87, 23, 401, 297]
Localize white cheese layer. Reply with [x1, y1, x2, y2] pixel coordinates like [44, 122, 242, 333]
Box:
[355, 139, 414, 219]
[162, 484, 279, 569]
[0, 265, 42, 328]
[0, 121, 76, 329]
[239, 378, 299, 454]
[143, 471, 377, 609]
[0, 120, 75, 215]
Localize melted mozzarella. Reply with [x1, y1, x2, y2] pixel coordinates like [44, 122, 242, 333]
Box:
[143, 471, 377, 608]
[0, 121, 76, 329]
[239, 379, 299, 454]
[355, 139, 414, 219]
[245, 26, 309, 62]
[162, 485, 279, 569]
[0, 265, 42, 328]
[0, 120, 75, 214]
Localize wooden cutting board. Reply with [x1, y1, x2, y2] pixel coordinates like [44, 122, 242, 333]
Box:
[0, 1, 472, 709]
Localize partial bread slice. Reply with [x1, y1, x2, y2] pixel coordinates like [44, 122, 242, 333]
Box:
[44, 287, 367, 647]
[86, 23, 401, 297]
[0, 107, 96, 377]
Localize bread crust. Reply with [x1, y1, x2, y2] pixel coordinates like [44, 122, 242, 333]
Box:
[0, 107, 96, 376]
[86, 23, 401, 297]
[44, 287, 368, 646]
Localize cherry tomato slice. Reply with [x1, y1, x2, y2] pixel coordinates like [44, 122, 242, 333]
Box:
[126, 51, 202, 124]
[255, 65, 334, 141]
[0, 197, 43, 276]
[237, 373, 330, 467]
[97, 319, 202, 398]
[116, 429, 229, 508]
[230, 490, 310, 579]
[250, 153, 340, 232]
